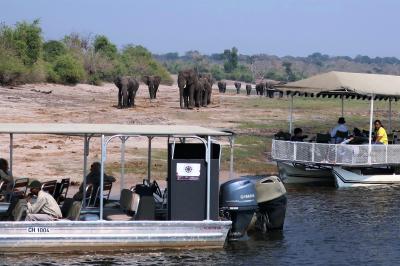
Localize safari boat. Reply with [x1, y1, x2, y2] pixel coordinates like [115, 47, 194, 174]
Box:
[0, 123, 232, 252]
[272, 72, 400, 188]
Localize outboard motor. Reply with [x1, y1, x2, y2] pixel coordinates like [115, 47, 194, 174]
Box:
[219, 178, 258, 240]
[253, 176, 287, 232]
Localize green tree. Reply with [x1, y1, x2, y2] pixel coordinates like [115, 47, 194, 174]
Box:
[120, 45, 172, 84]
[93, 35, 117, 59]
[43, 40, 67, 62]
[0, 20, 43, 66]
[223, 47, 238, 73]
[282, 61, 296, 82]
[52, 54, 85, 84]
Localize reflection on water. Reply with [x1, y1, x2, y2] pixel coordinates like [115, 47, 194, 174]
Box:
[2, 185, 400, 265]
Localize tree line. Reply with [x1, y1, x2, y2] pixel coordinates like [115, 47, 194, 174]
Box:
[0, 20, 172, 86]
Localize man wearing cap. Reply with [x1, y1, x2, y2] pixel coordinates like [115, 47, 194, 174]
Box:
[25, 180, 62, 221]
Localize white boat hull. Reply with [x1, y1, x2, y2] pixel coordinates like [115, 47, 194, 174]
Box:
[0, 220, 231, 253]
[333, 167, 400, 188]
[277, 162, 334, 185]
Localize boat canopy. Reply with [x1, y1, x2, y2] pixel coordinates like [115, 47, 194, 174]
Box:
[0, 123, 231, 137]
[276, 71, 400, 100]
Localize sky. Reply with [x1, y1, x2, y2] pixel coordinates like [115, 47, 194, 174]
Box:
[1, 0, 400, 58]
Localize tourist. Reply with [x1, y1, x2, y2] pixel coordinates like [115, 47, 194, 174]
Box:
[0, 158, 13, 201]
[290, 128, 307, 142]
[0, 158, 13, 185]
[25, 180, 62, 221]
[330, 117, 349, 143]
[73, 162, 116, 201]
[341, 128, 367, 145]
[374, 120, 388, 145]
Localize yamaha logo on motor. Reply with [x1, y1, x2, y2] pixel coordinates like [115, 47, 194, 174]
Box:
[240, 194, 255, 199]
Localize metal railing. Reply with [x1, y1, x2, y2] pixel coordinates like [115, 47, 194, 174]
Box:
[271, 139, 400, 165]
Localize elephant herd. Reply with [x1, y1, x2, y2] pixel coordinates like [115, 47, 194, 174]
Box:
[177, 69, 213, 109]
[113, 71, 282, 110]
[218, 81, 253, 96]
[218, 80, 282, 97]
[114, 75, 161, 108]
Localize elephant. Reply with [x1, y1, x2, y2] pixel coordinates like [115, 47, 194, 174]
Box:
[255, 82, 266, 96]
[218, 81, 226, 93]
[178, 69, 198, 109]
[245, 84, 252, 95]
[143, 75, 161, 99]
[234, 82, 241, 94]
[197, 77, 212, 107]
[114, 76, 140, 108]
[265, 81, 274, 98]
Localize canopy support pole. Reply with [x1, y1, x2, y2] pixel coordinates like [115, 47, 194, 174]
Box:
[206, 136, 211, 221]
[289, 94, 294, 134]
[388, 98, 392, 132]
[82, 134, 89, 208]
[100, 134, 106, 221]
[368, 94, 374, 165]
[341, 96, 344, 117]
[229, 135, 235, 179]
[120, 136, 127, 191]
[147, 136, 153, 182]
[9, 134, 13, 177]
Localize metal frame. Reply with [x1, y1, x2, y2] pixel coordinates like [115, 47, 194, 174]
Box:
[272, 139, 400, 166]
[2, 126, 233, 223]
[99, 133, 228, 221]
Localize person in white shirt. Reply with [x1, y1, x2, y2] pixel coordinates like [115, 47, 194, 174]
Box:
[330, 117, 349, 143]
[25, 180, 62, 221]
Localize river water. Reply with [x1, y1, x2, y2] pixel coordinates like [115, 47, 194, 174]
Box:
[1, 185, 400, 265]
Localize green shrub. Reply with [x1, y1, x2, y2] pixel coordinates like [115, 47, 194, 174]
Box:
[52, 54, 85, 84]
[0, 48, 27, 85]
[210, 65, 224, 81]
[2, 20, 43, 66]
[120, 45, 173, 85]
[43, 40, 67, 62]
[93, 35, 117, 59]
[24, 60, 47, 83]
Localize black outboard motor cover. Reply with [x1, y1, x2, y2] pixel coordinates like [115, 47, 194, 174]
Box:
[220, 178, 258, 240]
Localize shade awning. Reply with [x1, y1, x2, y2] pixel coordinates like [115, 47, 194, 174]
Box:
[0, 123, 232, 137]
[276, 71, 400, 97]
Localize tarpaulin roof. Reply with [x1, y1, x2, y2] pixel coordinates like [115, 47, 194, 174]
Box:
[0, 123, 232, 137]
[276, 71, 400, 98]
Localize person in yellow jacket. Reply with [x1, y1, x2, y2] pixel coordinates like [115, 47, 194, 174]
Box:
[374, 120, 388, 145]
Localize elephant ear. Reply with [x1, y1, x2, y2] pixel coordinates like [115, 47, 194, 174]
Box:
[155, 76, 161, 84]
[143, 75, 150, 85]
[114, 76, 122, 88]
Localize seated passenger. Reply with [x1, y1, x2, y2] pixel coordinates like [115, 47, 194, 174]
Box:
[73, 162, 116, 201]
[330, 117, 349, 143]
[374, 120, 388, 145]
[290, 128, 307, 142]
[25, 180, 62, 221]
[0, 158, 13, 185]
[341, 128, 368, 145]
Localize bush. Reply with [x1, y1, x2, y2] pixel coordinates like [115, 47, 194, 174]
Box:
[43, 40, 67, 62]
[120, 45, 173, 85]
[210, 65, 224, 81]
[2, 20, 43, 66]
[0, 20, 173, 86]
[0, 48, 27, 85]
[93, 35, 117, 59]
[52, 54, 85, 84]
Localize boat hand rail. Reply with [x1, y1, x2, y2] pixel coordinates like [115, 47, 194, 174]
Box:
[271, 139, 400, 166]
